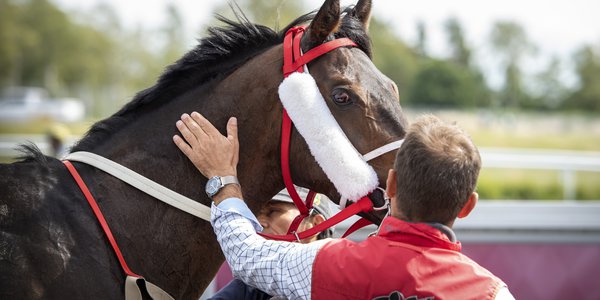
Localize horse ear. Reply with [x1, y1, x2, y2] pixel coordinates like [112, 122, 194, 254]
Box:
[352, 0, 372, 31]
[307, 0, 341, 46]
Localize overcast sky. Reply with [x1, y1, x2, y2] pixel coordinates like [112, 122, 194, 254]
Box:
[55, 0, 600, 87]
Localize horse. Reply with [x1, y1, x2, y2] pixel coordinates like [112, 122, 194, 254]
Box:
[0, 0, 408, 298]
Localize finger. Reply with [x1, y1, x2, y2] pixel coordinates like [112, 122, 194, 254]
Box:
[172, 135, 194, 158]
[181, 113, 208, 139]
[227, 117, 240, 164]
[176, 119, 199, 148]
[191, 112, 221, 137]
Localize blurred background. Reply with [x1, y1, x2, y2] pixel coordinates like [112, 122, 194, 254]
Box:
[1, 0, 599, 298]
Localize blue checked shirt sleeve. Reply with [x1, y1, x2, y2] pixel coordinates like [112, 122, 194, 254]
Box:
[211, 198, 330, 300]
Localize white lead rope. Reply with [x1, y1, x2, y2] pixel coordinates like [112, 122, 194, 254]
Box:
[362, 140, 404, 162]
[64, 151, 211, 221]
[339, 139, 404, 210]
[64, 139, 403, 223]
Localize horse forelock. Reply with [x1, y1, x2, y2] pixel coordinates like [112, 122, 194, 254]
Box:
[335, 6, 372, 58]
[72, 5, 371, 153]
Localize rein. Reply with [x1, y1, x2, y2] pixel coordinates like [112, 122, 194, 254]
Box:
[64, 151, 210, 220]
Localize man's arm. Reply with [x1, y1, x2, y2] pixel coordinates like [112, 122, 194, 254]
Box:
[211, 197, 328, 299]
[173, 112, 328, 299]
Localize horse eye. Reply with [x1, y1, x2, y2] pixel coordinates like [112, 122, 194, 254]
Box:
[331, 89, 352, 105]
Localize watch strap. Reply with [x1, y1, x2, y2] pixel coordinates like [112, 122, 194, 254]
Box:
[220, 175, 240, 187]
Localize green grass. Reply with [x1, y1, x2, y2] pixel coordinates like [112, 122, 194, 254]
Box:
[576, 171, 600, 200]
[477, 169, 600, 200]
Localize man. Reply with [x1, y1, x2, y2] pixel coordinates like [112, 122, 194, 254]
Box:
[173, 112, 515, 299]
[209, 188, 333, 300]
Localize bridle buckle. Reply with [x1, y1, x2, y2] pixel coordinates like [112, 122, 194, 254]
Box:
[368, 187, 390, 211]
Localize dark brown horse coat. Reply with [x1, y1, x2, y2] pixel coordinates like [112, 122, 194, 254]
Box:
[0, 0, 408, 299]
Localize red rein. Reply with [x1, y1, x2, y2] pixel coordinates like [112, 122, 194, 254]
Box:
[63, 160, 142, 279]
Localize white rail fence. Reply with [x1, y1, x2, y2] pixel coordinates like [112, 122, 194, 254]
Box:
[3, 134, 600, 243]
[480, 147, 600, 200]
[2, 134, 600, 201]
[334, 201, 600, 243]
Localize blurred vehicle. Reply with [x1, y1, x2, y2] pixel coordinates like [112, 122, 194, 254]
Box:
[0, 87, 85, 123]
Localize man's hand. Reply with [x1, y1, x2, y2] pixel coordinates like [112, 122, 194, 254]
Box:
[173, 112, 239, 179]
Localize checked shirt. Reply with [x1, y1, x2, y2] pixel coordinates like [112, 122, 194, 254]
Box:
[211, 198, 330, 300]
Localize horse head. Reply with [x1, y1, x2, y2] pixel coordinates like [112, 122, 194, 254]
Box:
[281, 0, 409, 223]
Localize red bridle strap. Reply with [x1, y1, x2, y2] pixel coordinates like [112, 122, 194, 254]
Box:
[284, 38, 358, 75]
[63, 160, 141, 278]
[280, 26, 357, 235]
[341, 217, 373, 238]
[259, 196, 373, 241]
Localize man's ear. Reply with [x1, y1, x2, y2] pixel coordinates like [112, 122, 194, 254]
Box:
[458, 192, 478, 218]
[385, 169, 397, 199]
[300, 214, 325, 232]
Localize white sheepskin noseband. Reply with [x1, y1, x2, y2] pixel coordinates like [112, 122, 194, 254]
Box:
[278, 72, 379, 201]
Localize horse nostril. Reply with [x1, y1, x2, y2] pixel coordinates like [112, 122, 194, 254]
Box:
[368, 188, 386, 208]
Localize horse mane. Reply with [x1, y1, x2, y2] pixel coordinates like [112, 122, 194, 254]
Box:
[14, 143, 50, 166]
[71, 6, 371, 152]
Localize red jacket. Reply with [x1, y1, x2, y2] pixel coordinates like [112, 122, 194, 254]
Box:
[311, 217, 505, 300]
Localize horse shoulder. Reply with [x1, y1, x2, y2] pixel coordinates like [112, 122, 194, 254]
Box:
[0, 160, 120, 299]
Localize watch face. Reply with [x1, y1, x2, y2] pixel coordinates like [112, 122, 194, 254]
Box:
[206, 177, 222, 197]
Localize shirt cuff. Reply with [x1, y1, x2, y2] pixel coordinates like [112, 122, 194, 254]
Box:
[213, 197, 263, 232]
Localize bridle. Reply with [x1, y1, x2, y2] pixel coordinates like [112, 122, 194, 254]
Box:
[261, 26, 404, 241]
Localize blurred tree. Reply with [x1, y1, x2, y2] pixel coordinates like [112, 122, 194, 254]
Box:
[110, 3, 187, 99]
[211, 0, 307, 29]
[489, 21, 536, 108]
[528, 57, 567, 110]
[161, 4, 186, 64]
[369, 18, 419, 103]
[0, 0, 27, 85]
[415, 20, 427, 58]
[0, 0, 114, 98]
[408, 59, 490, 108]
[564, 45, 600, 112]
[444, 17, 471, 67]
[0, 0, 190, 118]
[406, 17, 490, 108]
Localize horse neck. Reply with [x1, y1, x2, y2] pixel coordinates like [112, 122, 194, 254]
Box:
[92, 44, 286, 207]
[77, 44, 286, 298]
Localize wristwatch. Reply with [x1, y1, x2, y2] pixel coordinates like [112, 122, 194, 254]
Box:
[205, 175, 240, 198]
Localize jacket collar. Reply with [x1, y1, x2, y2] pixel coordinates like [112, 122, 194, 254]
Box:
[376, 217, 462, 252]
